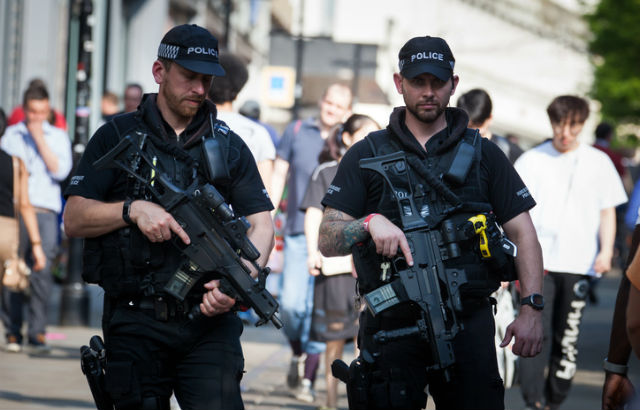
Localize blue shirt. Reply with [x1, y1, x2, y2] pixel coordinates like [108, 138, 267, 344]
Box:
[1, 121, 72, 213]
[625, 179, 640, 230]
[276, 118, 325, 235]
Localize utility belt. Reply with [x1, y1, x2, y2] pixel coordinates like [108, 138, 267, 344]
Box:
[115, 294, 204, 322]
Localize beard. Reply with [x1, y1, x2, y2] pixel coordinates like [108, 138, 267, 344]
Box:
[161, 86, 203, 119]
[405, 98, 446, 124]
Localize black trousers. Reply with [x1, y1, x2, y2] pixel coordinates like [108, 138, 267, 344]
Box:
[358, 300, 504, 410]
[519, 272, 589, 408]
[103, 299, 245, 410]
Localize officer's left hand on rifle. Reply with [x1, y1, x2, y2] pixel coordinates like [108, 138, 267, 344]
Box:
[200, 279, 236, 317]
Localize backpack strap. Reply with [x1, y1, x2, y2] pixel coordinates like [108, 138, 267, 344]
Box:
[293, 119, 302, 136]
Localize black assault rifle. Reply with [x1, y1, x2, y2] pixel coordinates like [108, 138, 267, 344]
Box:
[93, 134, 282, 328]
[345, 151, 468, 383]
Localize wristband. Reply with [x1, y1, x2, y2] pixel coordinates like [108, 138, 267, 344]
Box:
[31, 240, 42, 246]
[603, 358, 628, 375]
[122, 199, 134, 225]
[363, 213, 380, 233]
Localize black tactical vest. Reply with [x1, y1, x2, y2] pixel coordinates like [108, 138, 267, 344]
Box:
[353, 128, 504, 299]
[82, 113, 230, 298]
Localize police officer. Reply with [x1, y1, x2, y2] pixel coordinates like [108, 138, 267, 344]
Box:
[318, 36, 544, 410]
[63, 24, 274, 410]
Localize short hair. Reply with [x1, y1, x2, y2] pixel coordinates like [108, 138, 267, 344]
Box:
[595, 122, 613, 140]
[0, 107, 6, 136]
[546, 95, 589, 125]
[27, 78, 47, 91]
[318, 114, 379, 164]
[239, 100, 260, 120]
[158, 57, 173, 71]
[102, 90, 119, 105]
[456, 88, 492, 126]
[125, 83, 143, 93]
[22, 81, 50, 106]
[322, 83, 353, 108]
[208, 53, 249, 104]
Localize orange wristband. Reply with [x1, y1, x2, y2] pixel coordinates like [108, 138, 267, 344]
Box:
[363, 213, 380, 233]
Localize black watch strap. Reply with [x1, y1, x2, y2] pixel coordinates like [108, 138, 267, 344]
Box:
[520, 293, 544, 310]
[122, 199, 134, 225]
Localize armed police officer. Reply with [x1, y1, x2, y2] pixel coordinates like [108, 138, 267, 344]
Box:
[63, 24, 274, 410]
[318, 36, 544, 410]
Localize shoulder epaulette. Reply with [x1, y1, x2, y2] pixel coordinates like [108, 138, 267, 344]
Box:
[213, 120, 230, 137]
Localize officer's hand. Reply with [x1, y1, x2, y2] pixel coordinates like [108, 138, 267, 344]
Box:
[602, 372, 635, 410]
[129, 200, 190, 245]
[500, 306, 542, 357]
[199, 280, 236, 317]
[367, 214, 413, 266]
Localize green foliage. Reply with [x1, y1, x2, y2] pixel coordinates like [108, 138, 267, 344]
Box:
[586, 0, 640, 125]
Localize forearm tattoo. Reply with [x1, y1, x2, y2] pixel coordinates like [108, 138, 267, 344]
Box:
[319, 209, 369, 255]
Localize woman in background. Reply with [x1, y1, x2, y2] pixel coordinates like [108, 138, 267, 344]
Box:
[0, 108, 46, 353]
[301, 114, 380, 410]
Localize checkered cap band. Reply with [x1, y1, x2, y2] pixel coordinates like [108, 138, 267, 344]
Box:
[158, 43, 180, 60]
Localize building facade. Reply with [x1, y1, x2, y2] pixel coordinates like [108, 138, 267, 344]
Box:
[0, 0, 595, 145]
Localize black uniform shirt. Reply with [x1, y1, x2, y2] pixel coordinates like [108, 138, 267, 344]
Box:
[65, 96, 273, 217]
[322, 107, 535, 226]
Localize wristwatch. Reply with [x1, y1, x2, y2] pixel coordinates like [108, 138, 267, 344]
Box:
[520, 293, 544, 310]
[603, 358, 629, 375]
[122, 198, 134, 225]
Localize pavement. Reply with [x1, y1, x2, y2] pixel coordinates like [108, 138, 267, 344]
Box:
[1, 272, 639, 410]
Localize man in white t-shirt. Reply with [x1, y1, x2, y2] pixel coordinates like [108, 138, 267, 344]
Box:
[515, 95, 627, 410]
[208, 53, 275, 192]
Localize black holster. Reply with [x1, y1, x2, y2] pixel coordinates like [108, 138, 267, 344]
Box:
[80, 335, 114, 410]
[332, 358, 370, 410]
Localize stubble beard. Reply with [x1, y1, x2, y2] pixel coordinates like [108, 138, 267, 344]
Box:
[402, 82, 448, 125]
[406, 101, 445, 124]
[161, 87, 202, 119]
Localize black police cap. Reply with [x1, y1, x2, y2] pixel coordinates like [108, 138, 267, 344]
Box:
[157, 24, 226, 76]
[398, 36, 455, 81]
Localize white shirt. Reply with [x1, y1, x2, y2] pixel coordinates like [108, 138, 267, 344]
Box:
[1, 121, 72, 213]
[217, 111, 275, 163]
[515, 141, 627, 275]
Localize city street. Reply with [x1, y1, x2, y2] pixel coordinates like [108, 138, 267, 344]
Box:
[1, 271, 638, 410]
